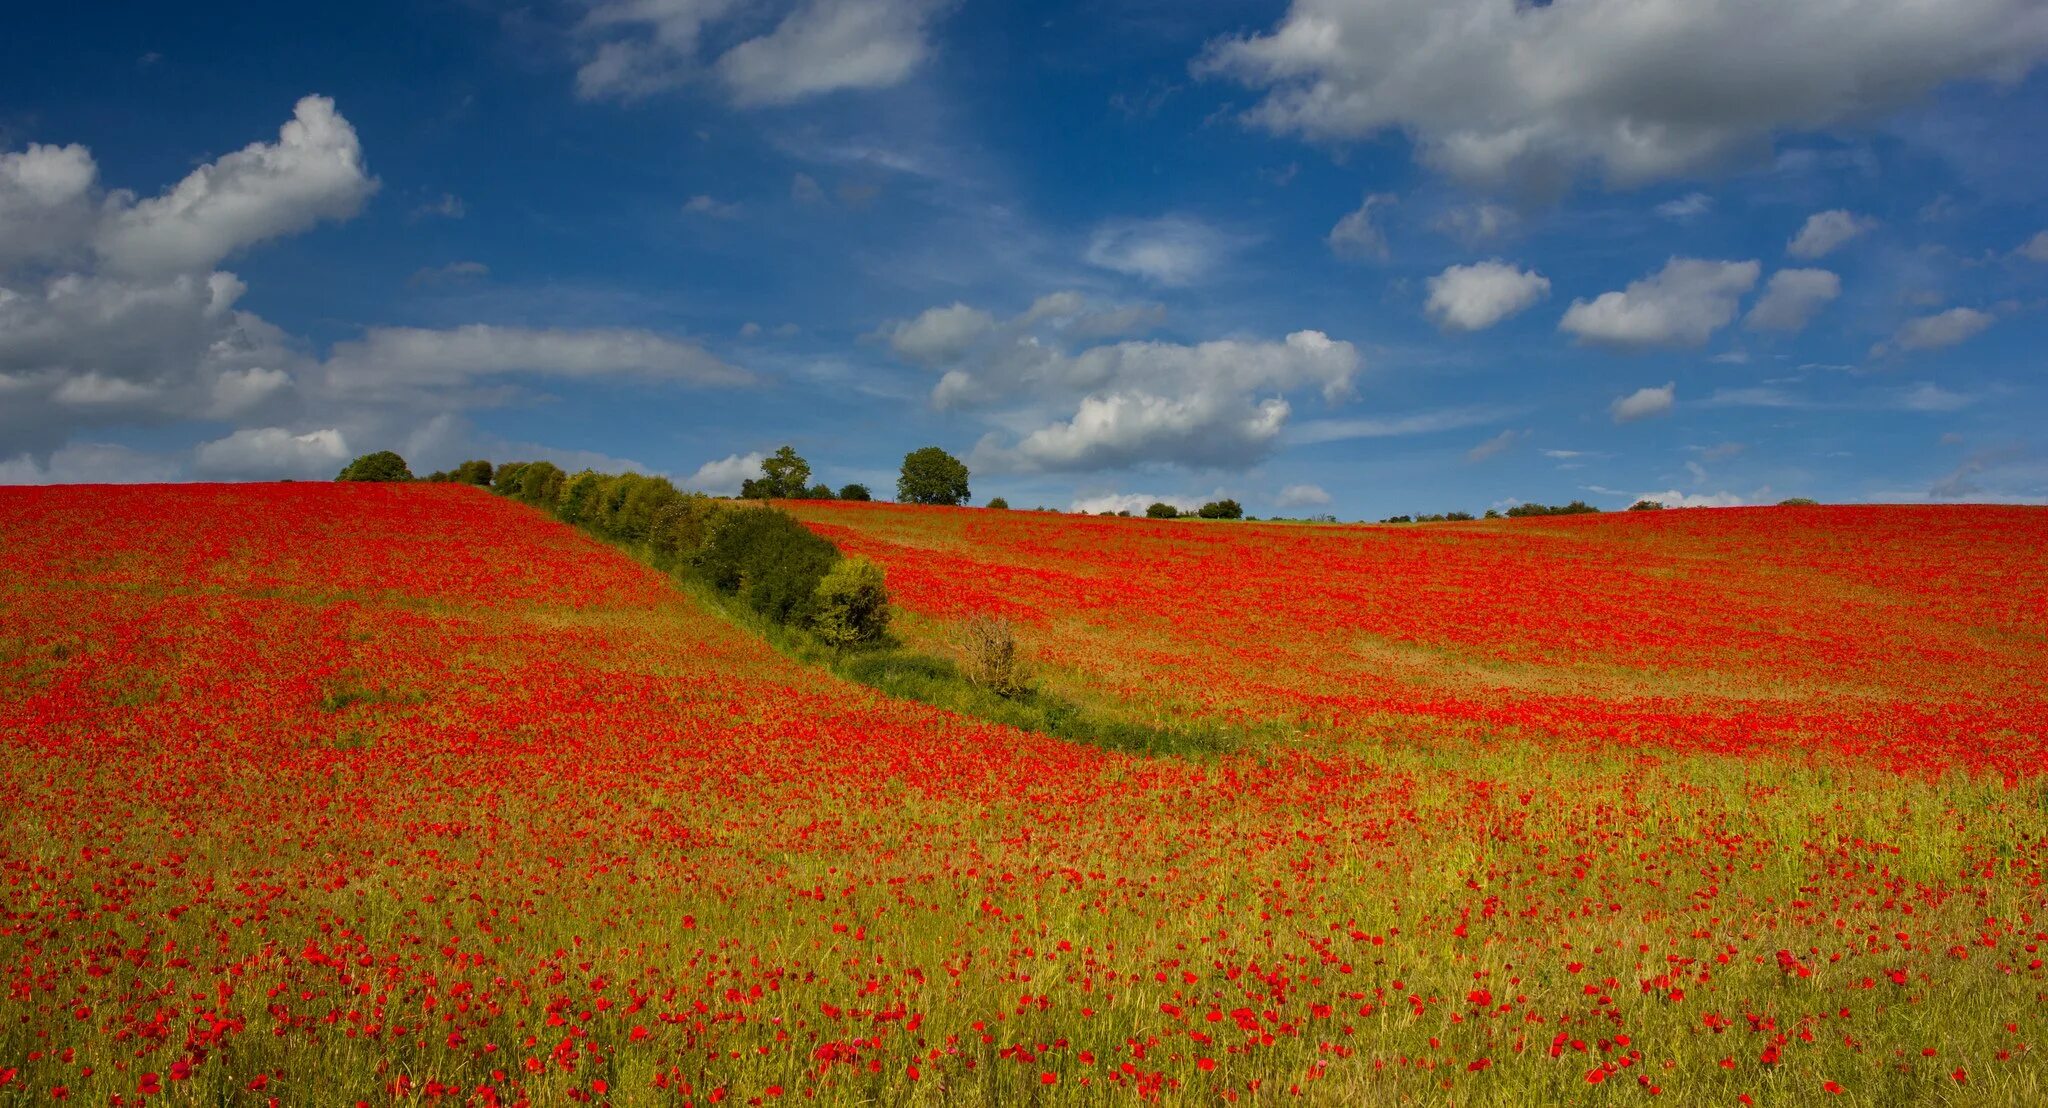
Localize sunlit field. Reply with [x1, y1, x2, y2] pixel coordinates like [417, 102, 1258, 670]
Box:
[3, 484, 2043, 1105]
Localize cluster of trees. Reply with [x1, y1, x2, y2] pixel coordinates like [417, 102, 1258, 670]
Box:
[336, 451, 414, 482]
[1505, 500, 1602, 518]
[1381, 511, 1477, 523]
[732, 445, 967, 506]
[1139, 499, 1243, 520]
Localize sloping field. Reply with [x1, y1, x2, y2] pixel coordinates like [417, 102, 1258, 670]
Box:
[1, 484, 2043, 1105]
[790, 502, 2048, 778]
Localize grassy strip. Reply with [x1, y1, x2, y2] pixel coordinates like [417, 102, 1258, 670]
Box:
[602, 535, 1254, 758]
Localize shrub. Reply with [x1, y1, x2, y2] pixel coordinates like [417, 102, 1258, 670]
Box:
[451, 459, 494, 486]
[1778, 497, 1820, 507]
[957, 614, 1028, 698]
[1197, 499, 1243, 520]
[336, 451, 413, 482]
[516, 462, 565, 506]
[838, 484, 872, 502]
[695, 507, 841, 627]
[1630, 499, 1666, 511]
[813, 556, 891, 648]
[1145, 502, 1179, 519]
[649, 494, 724, 563]
[986, 497, 1009, 510]
[1483, 508, 1501, 520]
[492, 462, 528, 494]
[898, 446, 971, 506]
[803, 483, 835, 500]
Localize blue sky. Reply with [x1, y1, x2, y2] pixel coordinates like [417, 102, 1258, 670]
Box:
[4, 1, 2046, 515]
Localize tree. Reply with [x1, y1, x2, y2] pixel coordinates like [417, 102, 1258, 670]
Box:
[1778, 497, 1820, 507]
[803, 483, 835, 500]
[1629, 499, 1666, 511]
[897, 446, 971, 506]
[838, 483, 872, 502]
[1145, 502, 1179, 519]
[451, 459, 494, 486]
[695, 507, 840, 627]
[812, 557, 891, 648]
[1197, 499, 1243, 520]
[336, 451, 413, 482]
[746, 446, 811, 499]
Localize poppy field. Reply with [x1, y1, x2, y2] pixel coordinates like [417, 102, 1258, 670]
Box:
[2, 483, 2045, 1105]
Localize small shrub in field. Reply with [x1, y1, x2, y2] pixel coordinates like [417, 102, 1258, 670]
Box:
[1779, 496, 1820, 507]
[695, 507, 841, 627]
[986, 497, 1009, 510]
[838, 484, 872, 502]
[958, 614, 1028, 698]
[337, 451, 413, 482]
[803, 483, 835, 500]
[813, 556, 891, 648]
[1630, 499, 1666, 511]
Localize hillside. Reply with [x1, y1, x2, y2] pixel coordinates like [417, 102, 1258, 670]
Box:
[1, 484, 2042, 1105]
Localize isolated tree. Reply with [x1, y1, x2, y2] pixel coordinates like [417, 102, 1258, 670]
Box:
[336, 451, 413, 482]
[747, 446, 811, 499]
[1197, 499, 1243, 520]
[986, 497, 1009, 510]
[1778, 497, 1820, 507]
[838, 483, 872, 502]
[1145, 502, 1179, 519]
[897, 446, 971, 506]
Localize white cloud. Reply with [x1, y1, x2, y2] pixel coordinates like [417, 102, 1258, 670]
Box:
[1084, 215, 1238, 285]
[1196, 0, 2048, 189]
[1892, 307, 1994, 351]
[1786, 209, 1876, 259]
[880, 302, 996, 364]
[685, 451, 768, 495]
[1892, 382, 1976, 412]
[1560, 258, 1760, 349]
[95, 95, 376, 277]
[0, 441, 182, 485]
[1743, 268, 1840, 332]
[2019, 230, 2048, 261]
[1611, 381, 1676, 423]
[1069, 491, 1201, 515]
[1275, 483, 1331, 508]
[576, 0, 941, 105]
[1633, 488, 1745, 508]
[1655, 192, 1714, 220]
[192, 426, 350, 478]
[683, 194, 742, 218]
[986, 391, 1292, 473]
[1432, 201, 1519, 244]
[1465, 428, 1523, 462]
[1327, 192, 1396, 260]
[1287, 404, 1514, 445]
[0, 142, 98, 269]
[1425, 260, 1550, 330]
[322, 324, 750, 394]
[1023, 291, 1166, 339]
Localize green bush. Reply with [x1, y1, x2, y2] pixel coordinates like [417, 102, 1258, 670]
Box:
[1629, 499, 1666, 511]
[813, 556, 891, 648]
[451, 459, 493, 486]
[838, 483, 872, 502]
[695, 507, 842, 627]
[516, 462, 565, 506]
[1778, 497, 1820, 507]
[1145, 502, 1179, 519]
[803, 483, 835, 500]
[986, 497, 1009, 510]
[336, 451, 413, 482]
[1197, 499, 1243, 520]
[649, 494, 725, 564]
[491, 462, 528, 494]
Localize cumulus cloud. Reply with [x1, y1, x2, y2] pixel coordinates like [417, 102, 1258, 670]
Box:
[322, 324, 750, 395]
[1633, 488, 1745, 508]
[1275, 483, 1331, 508]
[984, 391, 1293, 473]
[1611, 382, 1676, 423]
[1327, 192, 1396, 260]
[1560, 258, 1760, 349]
[1743, 268, 1840, 332]
[880, 302, 996, 364]
[1889, 306, 1995, 351]
[1084, 216, 1240, 285]
[1425, 260, 1550, 330]
[1070, 491, 1201, 515]
[2020, 230, 2048, 261]
[95, 96, 376, 277]
[686, 451, 768, 495]
[576, 0, 942, 105]
[1655, 192, 1714, 220]
[1195, 0, 2048, 190]
[0, 441, 182, 485]
[0, 142, 99, 269]
[192, 426, 350, 478]
[1786, 210, 1876, 259]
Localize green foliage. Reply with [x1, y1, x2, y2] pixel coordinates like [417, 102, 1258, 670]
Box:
[1505, 499, 1601, 518]
[451, 459, 493, 486]
[1778, 497, 1821, 507]
[1197, 499, 1243, 520]
[803, 483, 835, 500]
[985, 497, 1009, 510]
[1483, 508, 1502, 520]
[741, 446, 812, 500]
[695, 507, 841, 627]
[336, 451, 413, 482]
[491, 462, 528, 494]
[1629, 499, 1666, 511]
[812, 556, 891, 648]
[1145, 502, 1179, 519]
[897, 446, 971, 506]
[648, 493, 724, 564]
[837, 483, 872, 502]
[515, 462, 565, 506]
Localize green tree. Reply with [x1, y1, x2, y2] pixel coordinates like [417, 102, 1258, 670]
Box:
[749, 446, 811, 499]
[803, 483, 835, 500]
[1145, 502, 1179, 519]
[1197, 499, 1243, 520]
[897, 446, 971, 506]
[838, 483, 872, 502]
[336, 451, 413, 482]
[986, 497, 1009, 510]
[694, 507, 841, 627]
[451, 459, 494, 486]
[1629, 499, 1666, 512]
[812, 557, 891, 648]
